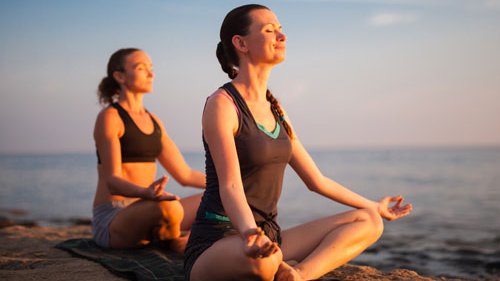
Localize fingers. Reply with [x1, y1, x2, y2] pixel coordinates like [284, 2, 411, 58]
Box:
[160, 175, 169, 186]
[399, 203, 413, 215]
[380, 196, 412, 220]
[388, 203, 413, 220]
[157, 192, 180, 201]
[148, 175, 170, 200]
[151, 175, 169, 187]
[243, 228, 279, 259]
[388, 195, 403, 205]
[244, 240, 260, 258]
[383, 196, 404, 211]
[258, 240, 279, 257]
[250, 241, 278, 258]
[244, 228, 264, 258]
[394, 196, 403, 208]
[154, 175, 169, 189]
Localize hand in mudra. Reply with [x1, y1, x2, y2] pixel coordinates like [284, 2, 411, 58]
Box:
[378, 196, 413, 221]
[243, 227, 279, 259]
[147, 175, 179, 201]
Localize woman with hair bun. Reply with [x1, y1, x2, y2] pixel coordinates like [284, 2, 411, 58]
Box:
[184, 4, 412, 281]
[92, 48, 205, 251]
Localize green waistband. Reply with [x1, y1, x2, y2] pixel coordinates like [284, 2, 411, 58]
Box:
[205, 211, 231, 222]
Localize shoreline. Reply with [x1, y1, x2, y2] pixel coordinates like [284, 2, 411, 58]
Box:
[0, 220, 471, 281]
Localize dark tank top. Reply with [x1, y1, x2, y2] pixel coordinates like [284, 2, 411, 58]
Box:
[198, 82, 292, 232]
[96, 103, 162, 163]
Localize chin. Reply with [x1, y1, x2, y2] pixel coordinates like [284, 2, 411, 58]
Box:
[274, 55, 286, 64]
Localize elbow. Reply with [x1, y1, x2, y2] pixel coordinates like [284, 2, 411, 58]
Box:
[108, 185, 119, 195]
[105, 177, 120, 195]
[107, 185, 120, 195]
[305, 176, 325, 193]
[306, 184, 320, 193]
[178, 180, 189, 187]
[176, 170, 201, 188]
[176, 174, 191, 187]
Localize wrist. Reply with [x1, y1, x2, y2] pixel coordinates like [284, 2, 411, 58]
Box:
[140, 186, 153, 200]
[241, 227, 264, 240]
[370, 201, 381, 213]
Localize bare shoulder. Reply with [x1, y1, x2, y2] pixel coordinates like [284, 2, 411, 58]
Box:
[96, 105, 119, 122]
[204, 88, 237, 115]
[94, 105, 123, 138]
[203, 88, 239, 133]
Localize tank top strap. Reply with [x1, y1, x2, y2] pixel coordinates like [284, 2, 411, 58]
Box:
[220, 83, 252, 119]
[112, 103, 158, 129]
[111, 103, 132, 124]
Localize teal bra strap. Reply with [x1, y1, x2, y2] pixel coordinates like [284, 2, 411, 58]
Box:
[205, 211, 231, 222]
[257, 122, 280, 139]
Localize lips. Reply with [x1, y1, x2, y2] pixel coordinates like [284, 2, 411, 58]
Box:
[274, 44, 286, 50]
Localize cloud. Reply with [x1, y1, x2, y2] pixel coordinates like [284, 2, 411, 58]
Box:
[369, 12, 418, 26]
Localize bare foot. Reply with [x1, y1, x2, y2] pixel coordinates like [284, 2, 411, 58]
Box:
[275, 261, 304, 281]
[169, 231, 189, 253]
[153, 223, 181, 241]
[153, 230, 189, 253]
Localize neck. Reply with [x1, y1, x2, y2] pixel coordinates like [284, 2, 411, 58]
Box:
[232, 62, 272, 102]
[117, 91, 146, 113]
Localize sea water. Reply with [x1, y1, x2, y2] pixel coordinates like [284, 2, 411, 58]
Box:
[1, 147, 499, 279]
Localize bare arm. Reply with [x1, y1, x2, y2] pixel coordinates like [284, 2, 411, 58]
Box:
[289, 138, 378, 209]
[202, 90, 257, 234]
[152, 114, 205, 189]
[285, 112, 412, 219]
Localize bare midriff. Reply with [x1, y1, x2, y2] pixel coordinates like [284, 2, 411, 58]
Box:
[93, 162, 157, 207]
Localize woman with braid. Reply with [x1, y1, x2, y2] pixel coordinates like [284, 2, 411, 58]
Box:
[92, 48, 205, 251]
[184, 4, 413, 281]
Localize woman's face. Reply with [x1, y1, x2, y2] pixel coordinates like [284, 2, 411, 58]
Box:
[118, 50, 154, 94]
[241, 9, 286, 66]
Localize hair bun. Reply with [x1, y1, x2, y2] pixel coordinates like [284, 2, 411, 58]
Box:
[216, 41, 238, 79]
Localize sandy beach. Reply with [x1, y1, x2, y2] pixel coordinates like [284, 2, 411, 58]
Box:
[0, 219, 470, 281]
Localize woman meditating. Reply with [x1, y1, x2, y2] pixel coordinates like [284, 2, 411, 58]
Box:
[92, 48, 205, 251]
[184, 4, 412, 280]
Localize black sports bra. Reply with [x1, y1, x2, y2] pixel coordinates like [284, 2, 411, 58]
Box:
[96, 103, 162, 163]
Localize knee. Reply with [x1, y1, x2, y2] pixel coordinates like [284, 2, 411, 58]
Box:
[153, 200, 184, 240]
[154, 200, 184, 224]
[361, 208, 384, 241]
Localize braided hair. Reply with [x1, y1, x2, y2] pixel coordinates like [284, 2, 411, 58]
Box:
[217, 5, 294, 139]
[266, 90, 294, 139]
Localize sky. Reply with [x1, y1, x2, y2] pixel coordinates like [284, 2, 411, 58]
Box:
[0, 0, 499, 154]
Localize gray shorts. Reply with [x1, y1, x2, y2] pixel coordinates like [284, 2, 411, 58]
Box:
[91, 200, 128, 248]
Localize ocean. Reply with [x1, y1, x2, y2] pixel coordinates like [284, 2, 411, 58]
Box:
[1, 147, 499, 280]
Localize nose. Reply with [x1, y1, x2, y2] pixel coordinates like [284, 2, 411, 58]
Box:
[277, 30, 286, 42]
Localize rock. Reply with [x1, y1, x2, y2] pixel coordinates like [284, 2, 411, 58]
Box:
[0, 225, 470, 281]
[0, 216, 15, 228]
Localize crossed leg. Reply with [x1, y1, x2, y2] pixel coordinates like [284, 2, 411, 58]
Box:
[189, 234, 283, 281]
[279, 208, 384, 280]
[108, 199, 184, 249]
[170, 193, 203, 253]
